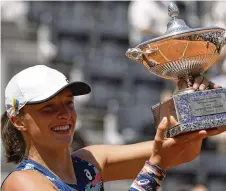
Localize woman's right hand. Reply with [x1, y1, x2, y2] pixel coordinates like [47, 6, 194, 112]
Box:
[149, 116, 221, 170]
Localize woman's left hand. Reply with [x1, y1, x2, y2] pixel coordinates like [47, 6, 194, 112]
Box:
[177, 76, 222, 91]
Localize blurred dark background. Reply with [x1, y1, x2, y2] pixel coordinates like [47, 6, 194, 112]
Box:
[1, 1, 226, 190]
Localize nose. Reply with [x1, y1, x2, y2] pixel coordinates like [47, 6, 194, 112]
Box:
[57, 105, 71, 120]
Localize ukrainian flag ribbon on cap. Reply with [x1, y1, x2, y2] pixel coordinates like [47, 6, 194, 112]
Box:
[11, 98, 20, 116]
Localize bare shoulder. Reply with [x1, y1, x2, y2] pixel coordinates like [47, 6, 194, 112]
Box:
[2, 170, 57, 191]
[72, 145, 125, 165]
[72, 145, 108, 172]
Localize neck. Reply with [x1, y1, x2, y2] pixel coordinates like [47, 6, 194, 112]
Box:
[28, 143, 76, 184]
[28, 144, 71, 164]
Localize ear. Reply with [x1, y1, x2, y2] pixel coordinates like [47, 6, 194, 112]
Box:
[9, 115, 27, 131]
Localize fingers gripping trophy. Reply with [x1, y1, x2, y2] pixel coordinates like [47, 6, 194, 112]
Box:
[126, 3, 226, 137]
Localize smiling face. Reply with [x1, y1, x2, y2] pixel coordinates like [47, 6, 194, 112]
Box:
[22, 88, 77, 149]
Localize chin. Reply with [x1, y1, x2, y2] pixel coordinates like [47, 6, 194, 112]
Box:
[55, 136, 73, 147]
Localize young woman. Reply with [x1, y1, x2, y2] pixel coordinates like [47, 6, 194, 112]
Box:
[1, 65, 225, 191]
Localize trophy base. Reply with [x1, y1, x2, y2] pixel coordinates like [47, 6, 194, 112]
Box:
[152, 88, 226, 138]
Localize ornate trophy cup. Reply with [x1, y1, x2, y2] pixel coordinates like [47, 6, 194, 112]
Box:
[125, 3, 226, 137]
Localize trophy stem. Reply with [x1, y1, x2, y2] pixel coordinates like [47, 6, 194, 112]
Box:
[184, 74, 194, 88]
[176, 74, 195, 94]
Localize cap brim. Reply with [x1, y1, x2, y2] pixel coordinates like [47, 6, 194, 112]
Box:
[27, 82, 91, 105]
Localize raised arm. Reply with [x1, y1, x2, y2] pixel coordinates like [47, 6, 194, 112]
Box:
[73, 77, 225, 182]
[129, 117, 170, 191]
[76, 120, 220, 182]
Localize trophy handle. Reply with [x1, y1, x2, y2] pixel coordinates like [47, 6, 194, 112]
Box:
[125, 48, 158, 61]
[217, 31, 226, 53]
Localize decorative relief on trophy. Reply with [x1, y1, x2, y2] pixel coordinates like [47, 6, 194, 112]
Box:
[126, 2, 226, 137]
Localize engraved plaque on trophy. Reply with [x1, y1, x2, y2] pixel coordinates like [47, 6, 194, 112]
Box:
[125, 3, 226, 137]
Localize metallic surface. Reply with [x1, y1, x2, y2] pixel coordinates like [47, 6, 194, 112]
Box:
[191, 94, 226, 117]
[126, 3, 226, 84]
[126, 2, 226, 137]
[152, 88, 226, 138]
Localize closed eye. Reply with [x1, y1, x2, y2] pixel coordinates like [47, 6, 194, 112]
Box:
[42, 106, 56, 113]
[67, 101, 75, 108]
[40, 103, 57, 113]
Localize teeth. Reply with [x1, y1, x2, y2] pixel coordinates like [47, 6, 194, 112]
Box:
[52, 125, 70, 131]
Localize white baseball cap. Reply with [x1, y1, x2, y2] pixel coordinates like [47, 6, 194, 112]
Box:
[5, 65, 91, 117]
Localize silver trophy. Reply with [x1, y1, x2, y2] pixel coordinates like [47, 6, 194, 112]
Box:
[126, 3, 226, 137]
